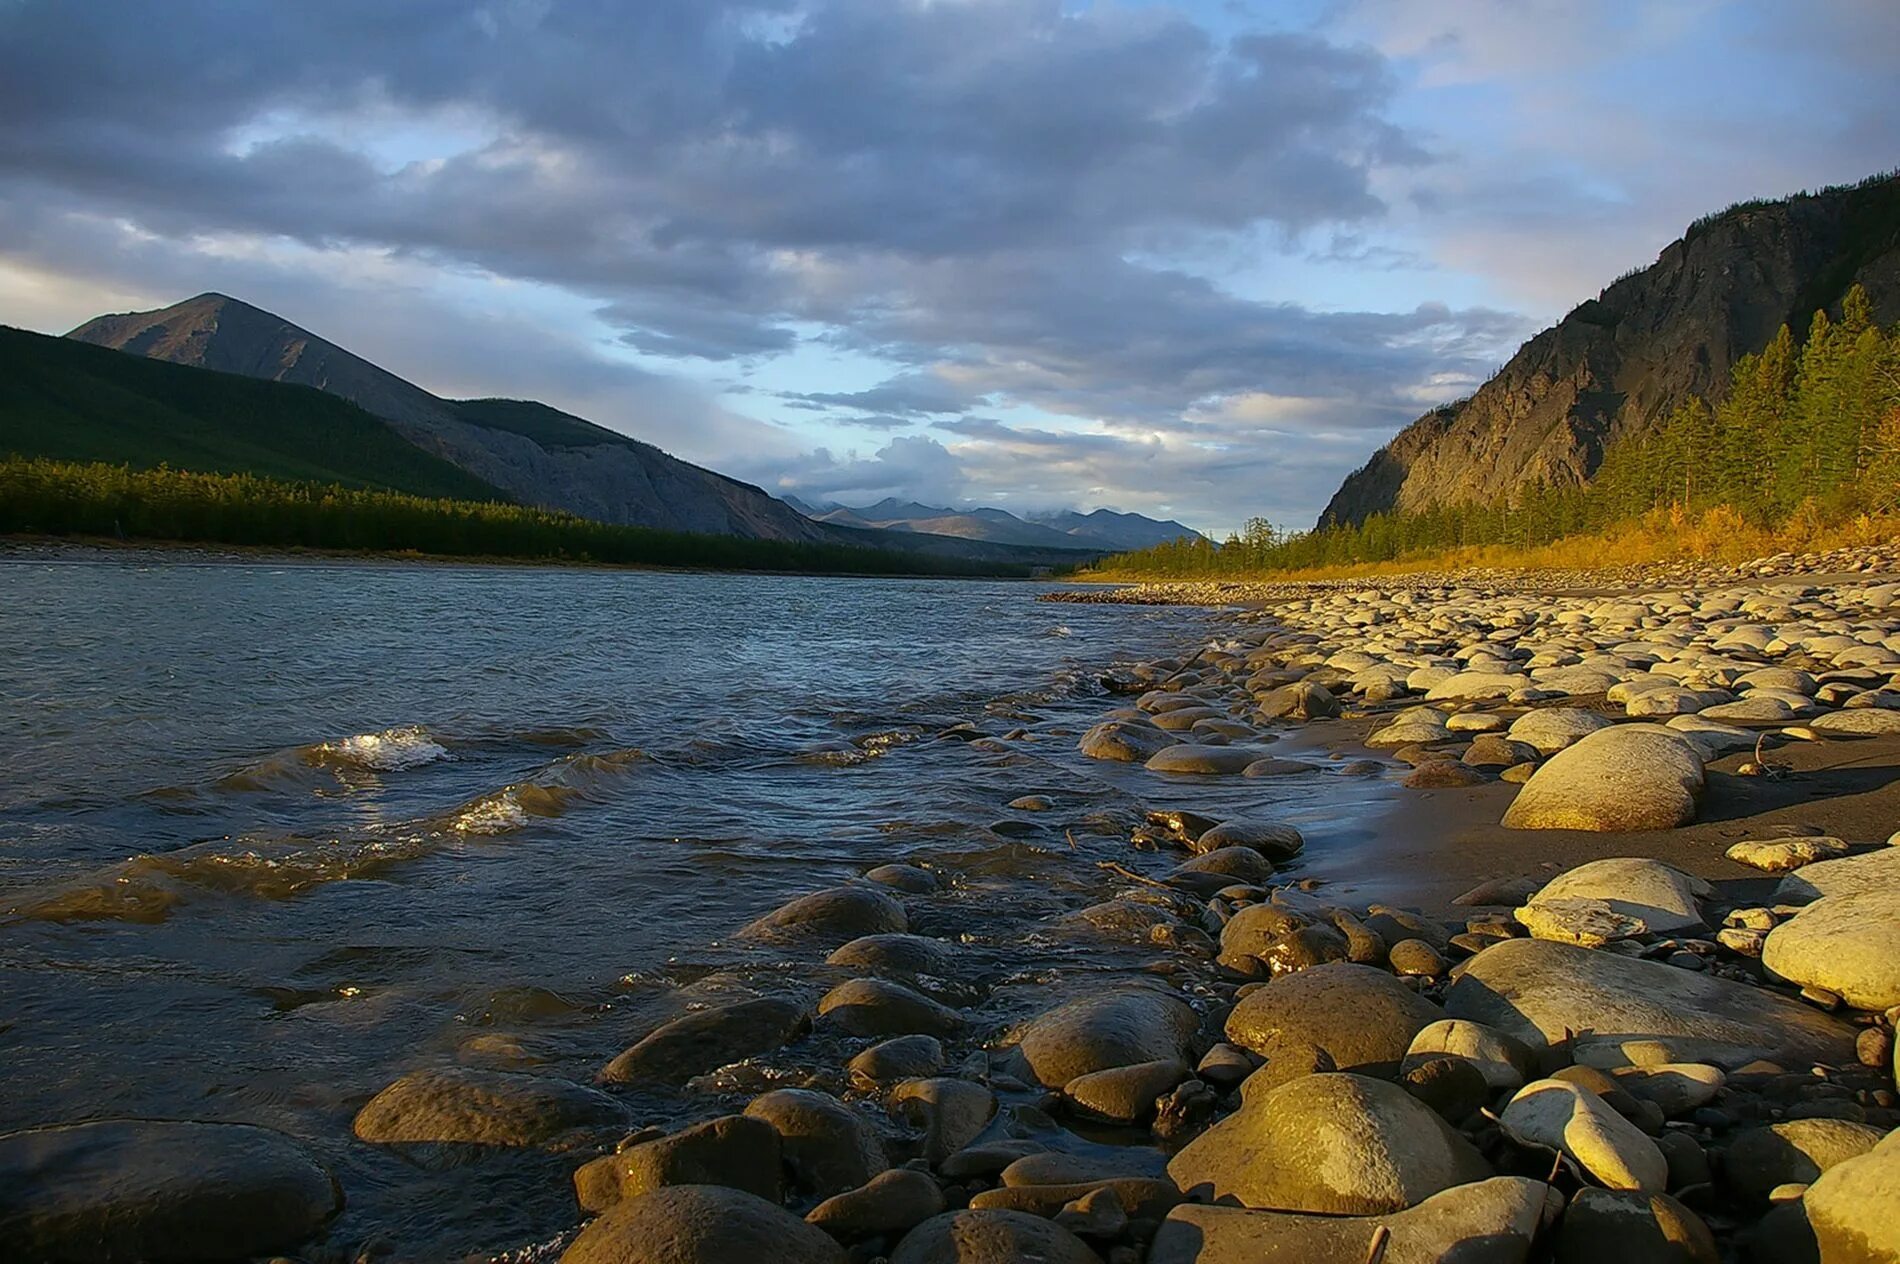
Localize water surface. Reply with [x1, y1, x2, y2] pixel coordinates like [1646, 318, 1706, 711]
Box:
[0, 550, 1393, 1256]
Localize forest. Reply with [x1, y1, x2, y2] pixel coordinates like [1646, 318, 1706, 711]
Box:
[0, 458, 1024, 577]
[1091, 285, 1900, 579]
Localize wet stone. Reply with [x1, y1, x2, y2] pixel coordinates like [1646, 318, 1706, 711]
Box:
[0, 1119, 341, 1264]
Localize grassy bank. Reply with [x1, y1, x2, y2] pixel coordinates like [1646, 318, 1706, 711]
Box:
[1084, 505, 1900, 583]
[0, 457, 1026, 577]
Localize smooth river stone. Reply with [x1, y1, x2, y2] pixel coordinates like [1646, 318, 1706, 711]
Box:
[1145, 743, 1276, 774]
[1445, 938, 1856, 1069]
[1010, 986, 1199, 1088]
[601, 997, 808, 1084]
[1519, 857, 1710, 935]
[1802, 1129, 1900, 1264]
[353, 1067, 627, 1146]
[0, 1120, 341, 1263]
[562, 1185, 845, 1264]
[1149, 1176, 1554, 1264]
[1761, 890, 1900, 1010]
[1500, 725, 1705, 831]
[1224, 962, 1444, 1088]
[737, 885, 907, 944]
[1773, 845, 1900, 902]
[1498, 1079, 1668, 1192]
[1166, 1072, 1491, 1213]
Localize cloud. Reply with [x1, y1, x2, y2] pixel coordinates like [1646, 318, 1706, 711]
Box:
[2, 0, 1890, 533]
[782, 371, 979, 418]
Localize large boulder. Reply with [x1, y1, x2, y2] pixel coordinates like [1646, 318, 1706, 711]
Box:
[601, 998, 808, 1085]
[561, 1184, 845, 1264]
[1501, 725, 1704, 831]
[738, 886, 907, 944]
[743, 1089, 888, 1200]
[1149, 1176, 1553, 1264]
[890, 1209, 1100, 1264]
[572, 1115, 781, 1212]
[1010, 987, 1199, 1088]
[1762, 890, 1900, 1010]
[1507, 708, 1615, 754]
[1445, 938, 1854, 1068]
[1166, 1073, 1490, 1213]
[0, 1120, 341, 1263]
[1518, 858, 1710, 936]
[1774, 846, 1900, 902]
[353, 1067, 627, 1146]
[1224, 963, 1444, 1088]
[1802, 1129, 1900, 1264]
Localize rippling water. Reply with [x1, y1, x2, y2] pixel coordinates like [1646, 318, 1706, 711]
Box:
[0, 550, 1397, 1257]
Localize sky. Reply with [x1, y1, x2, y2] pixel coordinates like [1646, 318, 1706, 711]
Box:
[1, 1, 1894, 537]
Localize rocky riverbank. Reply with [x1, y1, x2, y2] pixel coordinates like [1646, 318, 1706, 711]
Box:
[4, 543, 1899, 1263]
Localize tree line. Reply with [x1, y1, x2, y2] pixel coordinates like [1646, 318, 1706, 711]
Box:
[1091, 285, 1900, 578]
[0, 457, 1026, 578]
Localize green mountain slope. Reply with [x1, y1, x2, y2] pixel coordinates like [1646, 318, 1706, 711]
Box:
[0, 325, 508, 501]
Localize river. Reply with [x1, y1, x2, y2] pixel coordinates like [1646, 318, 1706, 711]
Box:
[0, 549, 1395, 1257]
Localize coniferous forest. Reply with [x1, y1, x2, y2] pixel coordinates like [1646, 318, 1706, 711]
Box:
[0, 458, 1023, 577]
[1091, 285, 1900, 579]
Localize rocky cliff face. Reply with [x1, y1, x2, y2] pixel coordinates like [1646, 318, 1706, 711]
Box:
[1322, 174, 1900, 527]
[69, 294, 830, 542]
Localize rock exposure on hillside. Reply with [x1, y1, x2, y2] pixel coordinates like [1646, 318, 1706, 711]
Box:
[1323, 174, 1900, 527]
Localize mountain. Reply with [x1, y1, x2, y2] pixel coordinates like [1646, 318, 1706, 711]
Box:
[1322, 172, 1900, 526]
[788, 496, 1203, 551]
[1026, 507, 1204, 551]
[67, 293, 830, 541]
[0, 324, 506, 501]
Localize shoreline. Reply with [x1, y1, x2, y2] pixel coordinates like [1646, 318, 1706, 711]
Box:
[0, 532, 1051, 582]
[6, 541, 1900, 1262]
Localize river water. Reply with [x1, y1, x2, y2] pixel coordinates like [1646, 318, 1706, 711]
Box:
[0, 550, 1397, 1258]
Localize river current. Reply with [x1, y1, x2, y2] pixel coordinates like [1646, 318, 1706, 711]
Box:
[0, 549, 1398, 1258]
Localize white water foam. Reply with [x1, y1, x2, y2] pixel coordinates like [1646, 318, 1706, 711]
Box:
[315, 725, 449, 772]
[449, 791, 531, 835]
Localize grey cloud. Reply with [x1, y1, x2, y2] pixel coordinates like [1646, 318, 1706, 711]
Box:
[0, 0, 1521, 526]
[782, 373, 980, 418]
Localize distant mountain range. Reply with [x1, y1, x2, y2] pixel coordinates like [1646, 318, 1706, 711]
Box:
[67, 293, 832, 542]
[783, 495, 1203, 551]
[1322, 172, 1900, 526]
[2, 293, 1122, 566]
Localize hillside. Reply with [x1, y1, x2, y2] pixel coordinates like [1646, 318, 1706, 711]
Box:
[67, 294, 832, 542]
[1322, 173, 1900, 526]
[789, 496, 1203, 552]
[0, 326, 505, 501]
